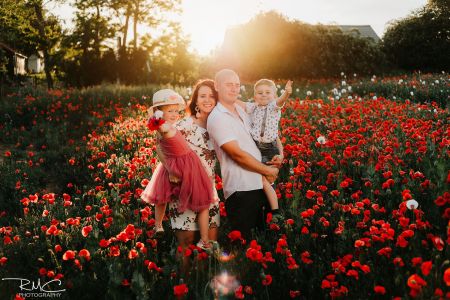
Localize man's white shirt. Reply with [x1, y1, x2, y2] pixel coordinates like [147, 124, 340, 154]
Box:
[207, 102, 263, 199]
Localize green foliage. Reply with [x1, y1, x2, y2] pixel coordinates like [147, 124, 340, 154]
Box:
[382, 1, 450, 72]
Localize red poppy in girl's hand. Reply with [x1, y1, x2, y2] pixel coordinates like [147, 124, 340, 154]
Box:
[147, 117, 165, 131]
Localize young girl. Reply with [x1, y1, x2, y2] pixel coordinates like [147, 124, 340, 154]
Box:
[141, 89, 214, 250]
[236, 79, 292, 222]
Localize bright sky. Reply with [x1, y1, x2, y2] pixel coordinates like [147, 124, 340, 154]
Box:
[53, 0, 428, 55]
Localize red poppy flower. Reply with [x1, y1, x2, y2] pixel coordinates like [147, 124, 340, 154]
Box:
[173, 283, 188, 298]
[262, 274, 272, 286]
[443, 268, 450, 286]
[147, 117, 166, 131]
[228, 230, 242, 242]
[234, 285, 244, 299]
[128, 249, 138, 259]
[374, 286, 386, 295]
[82, 225, 92, 237]
[407, 274, 427, 290]
[421, 261, 432, 276]
[79, 249, 91, 261]
[290, 290, 301, 298]
[0, 256, 7, 266]
[62, 250, 76, 261]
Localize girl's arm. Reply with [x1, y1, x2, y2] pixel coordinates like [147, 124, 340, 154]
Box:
[158, 123, 177, 138]
[276, 80, 293, 107]
[156, 125, 180, 183]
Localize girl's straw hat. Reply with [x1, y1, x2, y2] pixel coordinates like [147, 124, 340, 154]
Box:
[148, 89, 185, 116]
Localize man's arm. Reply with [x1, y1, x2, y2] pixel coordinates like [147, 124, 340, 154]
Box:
[221, 141, 278, 182]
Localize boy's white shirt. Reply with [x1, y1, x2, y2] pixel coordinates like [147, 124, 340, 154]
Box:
[245, 100, 283, 143]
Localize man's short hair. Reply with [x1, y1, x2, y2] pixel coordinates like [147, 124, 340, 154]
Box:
[254, 79, 277, 93]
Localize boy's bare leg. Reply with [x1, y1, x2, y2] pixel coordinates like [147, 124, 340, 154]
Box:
[197, 208, 210, 244]
[263, 176, 278, 210]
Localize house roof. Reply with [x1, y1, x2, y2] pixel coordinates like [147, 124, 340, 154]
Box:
[336, 25, 380, 42]
[0, 42, 27, 58]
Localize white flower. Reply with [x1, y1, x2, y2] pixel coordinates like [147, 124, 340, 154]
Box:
[184, 95, 189, 100]
[410, 91, 414, 96]
[393, 96, 396, 100]
[306, 91, 312, 96]
[413, 85, 416, 89]
[353, 73, 357, 77]
[340, 72, 344, 76]
[418, 108, 421, 111]
[142, 96, 147, 100]
[240, 85, 246, 92]
[317, 104, 322, 109]
[153, 110, 164, 119]
[317, 136, 326, 144]
[128, 102, 131, 106]
[433, 109, 437, 114]
[296, 88, 300, 93]
[398, 79, 403, 84]
[435, 80, 439, 84]
[341, 89, 347, 94]
[341, 81, 346, 86]
[371, 78, 375, 82]
[348, 96, 353, 99]
[276, 84, 281, 89]
[299, 100, 304, 105]
[373, 96, 377, 100]
[332, 88, 338, 95]
[348, 86, 352, 91]
[406, 199, 419, 210]
[335, 96, 340, 100]
[280, 89, 285, 94]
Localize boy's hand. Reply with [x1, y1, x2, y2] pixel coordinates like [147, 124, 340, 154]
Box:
[169, 174, 180, 184]
[267, 154, 283, 169]
[284, 80, 293, 95]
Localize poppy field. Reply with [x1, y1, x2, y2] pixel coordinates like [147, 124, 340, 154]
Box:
[0, 74, 449, 299]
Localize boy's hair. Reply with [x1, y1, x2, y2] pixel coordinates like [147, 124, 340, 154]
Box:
[254, 79, 277, 93]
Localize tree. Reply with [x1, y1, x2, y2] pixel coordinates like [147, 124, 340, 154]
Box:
[215, 11, 385, 79]
[27, 0, 63, 89]
[382, 1, 450, 71]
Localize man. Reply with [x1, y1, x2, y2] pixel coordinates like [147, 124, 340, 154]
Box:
[207, 69, 281, 239]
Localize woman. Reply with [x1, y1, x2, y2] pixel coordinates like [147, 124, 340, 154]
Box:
[167, 79, 220, 275]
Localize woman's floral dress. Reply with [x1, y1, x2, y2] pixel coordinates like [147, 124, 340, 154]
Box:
[167, 117, 220, 230]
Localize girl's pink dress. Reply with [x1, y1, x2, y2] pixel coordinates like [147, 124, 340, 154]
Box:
[141, 130, 214, 212]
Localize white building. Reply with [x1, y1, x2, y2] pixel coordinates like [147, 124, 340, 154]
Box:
[27, 51, 44, 73]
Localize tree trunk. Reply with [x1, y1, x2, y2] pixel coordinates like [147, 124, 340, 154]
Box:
[94, 4, 101, 57]
[33, 1, 53, 89]
[133, 0, 139, 49]
[122, 3, 131, 49]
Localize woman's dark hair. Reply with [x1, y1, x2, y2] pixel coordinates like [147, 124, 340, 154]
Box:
[187, 79, 218, 116]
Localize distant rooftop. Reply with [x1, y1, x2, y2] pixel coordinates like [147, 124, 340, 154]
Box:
[336, 25, 381, 43]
